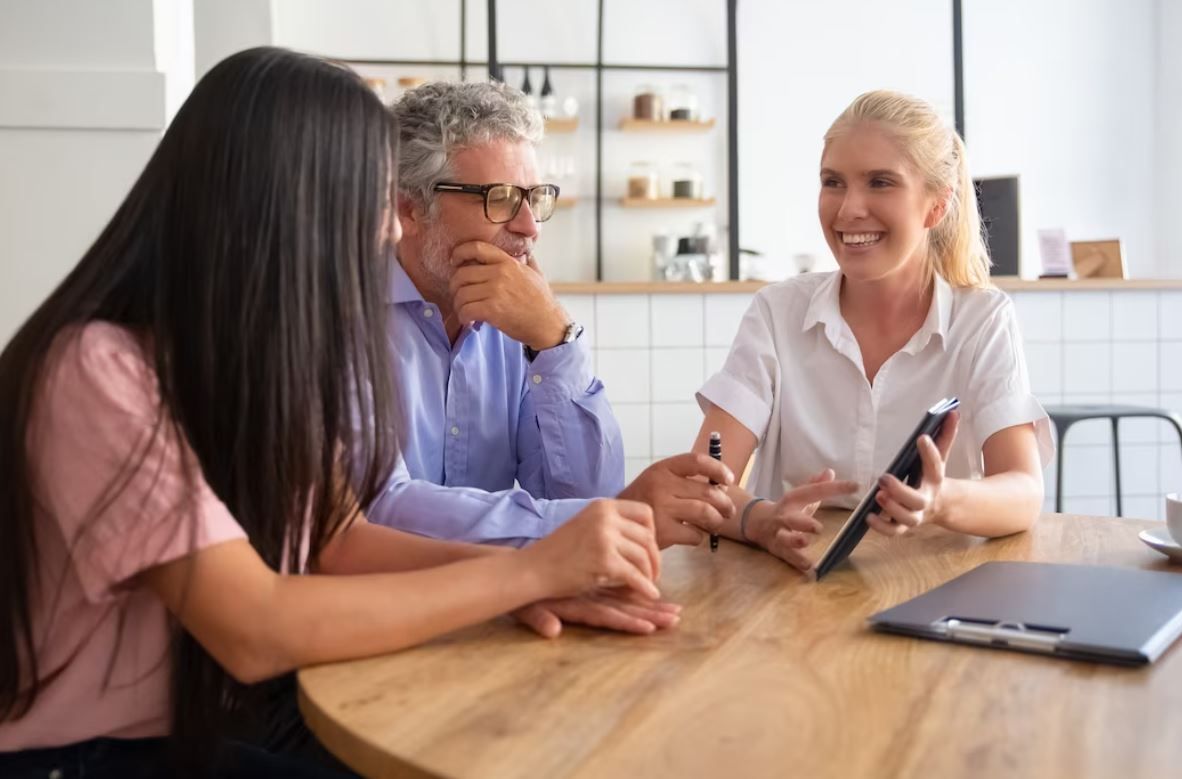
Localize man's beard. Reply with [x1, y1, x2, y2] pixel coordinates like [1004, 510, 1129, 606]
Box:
[419, 222, 535, 301]
[420, 223, 456, 300]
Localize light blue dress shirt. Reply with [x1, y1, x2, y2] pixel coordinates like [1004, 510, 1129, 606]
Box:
[365, 259, 625, 546]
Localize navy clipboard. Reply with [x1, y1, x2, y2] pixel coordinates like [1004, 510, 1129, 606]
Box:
[869, 561, 1182, 666]
[813, 397, 960, 580]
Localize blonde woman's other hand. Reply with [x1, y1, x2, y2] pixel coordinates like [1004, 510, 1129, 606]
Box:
[867, 410, 960, 536]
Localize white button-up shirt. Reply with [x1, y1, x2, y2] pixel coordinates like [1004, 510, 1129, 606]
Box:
[697, 271, 1053, 507]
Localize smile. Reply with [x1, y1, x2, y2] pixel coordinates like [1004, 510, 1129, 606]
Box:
[839, 231, 884, 247]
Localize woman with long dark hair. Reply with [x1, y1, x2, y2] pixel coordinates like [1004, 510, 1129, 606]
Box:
[0, 47, 673, 777]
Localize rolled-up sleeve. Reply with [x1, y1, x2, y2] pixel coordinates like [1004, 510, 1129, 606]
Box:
[965, 300, 1055, 467]
[696, 295, 778, 443]
[515, 337, 625, 499]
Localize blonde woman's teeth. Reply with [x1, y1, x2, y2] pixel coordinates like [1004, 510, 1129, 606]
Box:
[841, 232, 883, 246]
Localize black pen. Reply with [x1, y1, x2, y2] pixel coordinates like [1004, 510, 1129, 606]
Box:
[709, 431, 722, 552]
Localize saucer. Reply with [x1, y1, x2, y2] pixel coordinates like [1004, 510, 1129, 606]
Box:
[1138, 528, 1182, 563]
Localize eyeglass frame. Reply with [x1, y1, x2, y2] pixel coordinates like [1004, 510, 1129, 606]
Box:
[431, 182, 561, 224]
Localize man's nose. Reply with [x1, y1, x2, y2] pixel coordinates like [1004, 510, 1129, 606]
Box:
[505, 198, 540, 239]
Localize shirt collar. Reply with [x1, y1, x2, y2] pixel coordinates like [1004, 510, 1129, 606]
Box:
[386, 254, 424, 304]
[801, 270, 953, 353]
[907, 272, 953, 354]
[801, 271, 843, 334]
[385, 253, 484, 332]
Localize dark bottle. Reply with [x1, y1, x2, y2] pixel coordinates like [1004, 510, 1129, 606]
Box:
[540, 66, 557, 118]
[520, 67, 537, 109]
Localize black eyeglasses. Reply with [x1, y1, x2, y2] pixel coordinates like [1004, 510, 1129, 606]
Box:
[432, 182, 561, 224]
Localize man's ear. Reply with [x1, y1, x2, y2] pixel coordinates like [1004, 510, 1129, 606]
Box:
[397, 193, 427, 238]
[924, 188, 952, 229]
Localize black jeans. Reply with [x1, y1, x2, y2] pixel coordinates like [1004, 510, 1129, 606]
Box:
[0, 675, 356, 778]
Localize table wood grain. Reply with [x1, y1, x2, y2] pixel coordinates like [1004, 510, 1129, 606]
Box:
[298, 512, 1182, 778]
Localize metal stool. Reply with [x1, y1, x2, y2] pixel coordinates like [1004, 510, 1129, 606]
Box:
[1046, 404, 1182, 516]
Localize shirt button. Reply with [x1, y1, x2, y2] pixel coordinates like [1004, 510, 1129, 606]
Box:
[423, 308, 434, 318]
[532, 374, 543, 385]
[450, 425, 460, 436]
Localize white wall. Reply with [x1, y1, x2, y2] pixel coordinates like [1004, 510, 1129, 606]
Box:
[1155, 0, 1182, 279]
[964, 0, 1159, 279]
[193, 0, 272, 79]
[0, 0, 193, 342]
[737, 0, 954, 278]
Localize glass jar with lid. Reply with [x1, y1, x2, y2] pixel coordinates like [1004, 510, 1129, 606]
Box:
[393, 76, 427, 101]
[363, 77, 387, 100]
[633, 85, 664, 121]
[627, 162, 660, 199]
[670, 162, 703, 200]
[667, 84, 699, 121]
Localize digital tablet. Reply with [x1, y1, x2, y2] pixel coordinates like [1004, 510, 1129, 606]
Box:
[813, 397, 960, 580]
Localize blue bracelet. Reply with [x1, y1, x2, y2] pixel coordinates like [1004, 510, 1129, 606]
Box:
[739, 497, 769, 544]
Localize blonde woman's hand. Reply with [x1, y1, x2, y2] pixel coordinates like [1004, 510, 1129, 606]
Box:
[868, 410, 960, 535]
[522, 499, 662, 600]
[747, 471, 859, 572]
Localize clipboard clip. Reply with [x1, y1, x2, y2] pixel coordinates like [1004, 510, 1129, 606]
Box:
[932, 618, 1069, 653]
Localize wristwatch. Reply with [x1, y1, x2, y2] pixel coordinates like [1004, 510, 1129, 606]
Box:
[524, 321, 584, 361]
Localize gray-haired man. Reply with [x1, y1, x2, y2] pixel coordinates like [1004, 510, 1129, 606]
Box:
[367, 80, 734, 547]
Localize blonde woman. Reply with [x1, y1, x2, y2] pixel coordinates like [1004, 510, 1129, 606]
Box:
[694, 90, 1053, 571]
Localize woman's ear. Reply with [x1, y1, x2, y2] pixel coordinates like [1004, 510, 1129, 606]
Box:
[924, 188, 952, 229]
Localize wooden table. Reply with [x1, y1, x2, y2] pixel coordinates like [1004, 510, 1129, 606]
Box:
[298, 512, 1182, 778]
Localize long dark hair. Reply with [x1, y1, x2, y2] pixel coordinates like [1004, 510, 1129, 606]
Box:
[0, 47, 399, 753]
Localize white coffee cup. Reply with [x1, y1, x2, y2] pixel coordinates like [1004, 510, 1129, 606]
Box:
[1167, 493, 1182, 546]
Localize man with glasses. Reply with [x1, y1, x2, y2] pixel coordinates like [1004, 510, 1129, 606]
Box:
[370, 80, 734, 548]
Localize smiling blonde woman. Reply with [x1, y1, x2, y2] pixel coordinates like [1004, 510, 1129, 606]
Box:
[692, 90, 1054, 572]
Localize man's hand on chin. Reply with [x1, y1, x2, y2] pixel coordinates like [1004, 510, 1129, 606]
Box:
[448, 240, 567, 350]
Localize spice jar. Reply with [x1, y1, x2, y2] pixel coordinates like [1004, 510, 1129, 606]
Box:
[627, 162, 659, 199]
[633, 85, 663, 121]
[670, 162, 703, 199]
[363, 77, 387, 100]
[668, 84, 699, 121]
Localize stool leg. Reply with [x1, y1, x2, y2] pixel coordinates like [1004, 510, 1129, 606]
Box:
[1055, 423, 1069, 513]
[1165, 414, 1182, 495]
[1111, 417, 1122, 518]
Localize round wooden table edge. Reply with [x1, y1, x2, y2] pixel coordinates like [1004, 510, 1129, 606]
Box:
[297, 667, 440, 779]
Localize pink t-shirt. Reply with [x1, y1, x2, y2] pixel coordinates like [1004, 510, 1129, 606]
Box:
[0, 322, 246, 750]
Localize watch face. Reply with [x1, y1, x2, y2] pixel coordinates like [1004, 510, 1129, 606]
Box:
[564, 322, 583, 344]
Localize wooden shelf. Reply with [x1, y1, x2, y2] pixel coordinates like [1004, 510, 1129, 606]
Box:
[553, 280, 766, 294]
[618, 197, 716, 208]
[618, 118, 716, 132]
[555, 197, 577, 208]
[544, 117, 579, 133]
[549, 277, 1182, 295]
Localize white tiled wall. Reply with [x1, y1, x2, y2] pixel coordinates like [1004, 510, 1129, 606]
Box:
[559, 288, 1182, 522]
[1019, 288, 1182, 520]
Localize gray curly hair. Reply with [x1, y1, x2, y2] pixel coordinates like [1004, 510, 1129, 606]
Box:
[392, 80, 543, 209]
